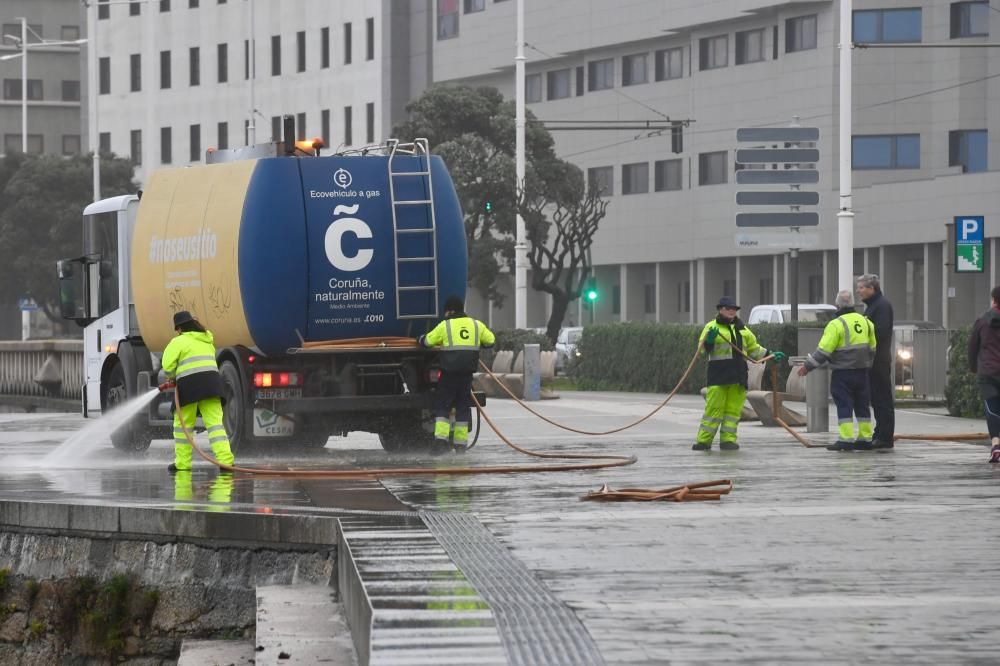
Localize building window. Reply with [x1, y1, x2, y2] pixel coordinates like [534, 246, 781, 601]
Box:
[244, 39, 251, 80]
[366, 17, 375, 60]
[344, 22, 352, 64]
[759, 278, 772, 305]
[786, 15, 818, 52]
[464, 0, 485, 12]
[366, 102, 375, 143]
[130, 0, 141, 16]
[612, 285, 621, 315]
[622, 53, 648, 86]
[3, 80, 41, 101]
[189, 0, 199, 7]
[160, 50, 171, 88]
[853, 8, 922, 43]
[296, 31, 306, 72]
[217, 121, 228, 150]
[808, 275, 823, 303]
[587, 58, 614, 91]
[130, 54, 141, 92]
[61, 25, 80, 41]
[61, 80, 81, 102]
[2, 23, 41, 41]
[271, 35, 281, 75]
[296, 112, 306, 139]
[622, 162, 649, 195]
[99, 131, 111, 155]
[62, 134, 81, 156]
[5, 134, 43, 154]
[217, 43, 228, 83]
[951, 2, 989, 38]
[321, 109, 330, 146]
[160, 0, 170, 11]
[99, 57, 110, 94]
[546, 69, 571, 100]
[344, 106, 353, 145]
[189, 47, 200, 86]
[852, 134, 920, 169]
[525, 73, 542, 103]
[587, 166, 613, 196]
[438, 0, 459, 39]
[130, 129, 142, 165]
[160, 127, 172, 164]
[98, 0, 109, 20]
[677, 281, 690, 313]
[654, 158, 682, 191]
[722, 279, 736, 299]
[189, 124, 201, 162]
[575, 66, 584, 96]
[644, 284, 655, 315]
[736, 28, 766, 64]
[654, 47, 683, 81]
[699, 151, 728, 185]
[321, 27, 330, 68]
[949, 129, 987, 173]
[699, 35, 728, 70]
[270, 116, 280, 141]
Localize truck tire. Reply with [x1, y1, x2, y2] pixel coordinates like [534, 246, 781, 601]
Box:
[378, 414, 435, 452]
[220, 361, 251, 453]
[104, 362, 153, 452]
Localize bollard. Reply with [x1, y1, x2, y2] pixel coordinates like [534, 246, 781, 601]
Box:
[522, 343, 541, 401]
[805, 364, 830, 433]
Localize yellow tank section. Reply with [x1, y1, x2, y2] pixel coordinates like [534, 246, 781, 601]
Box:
[132, 160, 257, 352]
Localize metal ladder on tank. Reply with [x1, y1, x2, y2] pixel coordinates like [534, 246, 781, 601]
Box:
[387, 138, 440, 320]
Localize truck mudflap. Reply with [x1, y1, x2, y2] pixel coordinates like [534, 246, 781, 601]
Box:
[260, 391, 486, 413]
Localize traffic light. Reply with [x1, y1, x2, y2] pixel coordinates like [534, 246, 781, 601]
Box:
[484, 201, 493, 214]
[584, 277, 598, 304]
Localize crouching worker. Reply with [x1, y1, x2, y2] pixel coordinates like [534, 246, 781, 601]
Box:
[161, 310, 235, 472]
[798, 290, 877, 451]
[419, 296, 495, 452]
[694, 296, 784, 451]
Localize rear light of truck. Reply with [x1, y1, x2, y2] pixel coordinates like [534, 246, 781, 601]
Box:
[427, 369, 441, 383]
[253, 372, 302, 388]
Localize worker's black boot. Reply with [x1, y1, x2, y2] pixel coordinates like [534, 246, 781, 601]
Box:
[719, 442, 739, 451]
[826, 440, 854, 452]
[691, 442, 711, 451]
[853, 440, 874, 451]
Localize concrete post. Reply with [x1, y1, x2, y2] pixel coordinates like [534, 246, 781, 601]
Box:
[522, 343, 540, 401]
[806, 365, 830, 433]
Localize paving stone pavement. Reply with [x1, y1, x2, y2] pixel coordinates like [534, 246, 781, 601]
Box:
[1, 394, 998, 664]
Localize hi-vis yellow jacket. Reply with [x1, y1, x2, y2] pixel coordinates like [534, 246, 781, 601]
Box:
[804, 309, 876, 371]
[420, 316, 496, 374]
[699, 318, 768, 387]
[162, 330, 224, 406]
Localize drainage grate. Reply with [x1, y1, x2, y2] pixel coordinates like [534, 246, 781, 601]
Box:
[421, 511, 606, 666]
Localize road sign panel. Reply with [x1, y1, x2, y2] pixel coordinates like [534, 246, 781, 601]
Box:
[955, 215, 984, 273]
[736, 170, 819, 185]
[17, 297, 37, 311]
[736, 191, 819, 206]
[736, 148, 819, 163]
[735, 230, 820, 249]
[737, 127, 819, 142]
[736, 212, 819, 227]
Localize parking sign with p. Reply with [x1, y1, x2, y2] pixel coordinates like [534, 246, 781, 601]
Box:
[955, 216, 984, 273]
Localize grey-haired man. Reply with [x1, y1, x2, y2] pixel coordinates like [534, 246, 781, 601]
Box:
[856, 274, 894, 449]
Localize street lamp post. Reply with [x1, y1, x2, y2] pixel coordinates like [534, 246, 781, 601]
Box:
[0, 17, 86, 155]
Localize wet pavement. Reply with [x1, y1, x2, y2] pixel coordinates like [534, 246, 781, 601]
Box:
[1, 394, 999, 664]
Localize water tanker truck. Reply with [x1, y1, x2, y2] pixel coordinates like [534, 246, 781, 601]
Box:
[57, 136, 473, 453]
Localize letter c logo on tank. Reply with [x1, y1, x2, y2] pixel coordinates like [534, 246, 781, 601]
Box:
[325, 204, 373, 272]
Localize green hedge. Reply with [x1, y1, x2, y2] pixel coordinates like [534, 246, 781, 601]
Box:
[571, 321, 803, 394]
[944, 326, 981, 417]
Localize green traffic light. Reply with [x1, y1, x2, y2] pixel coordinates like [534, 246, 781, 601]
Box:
[586, 289, 598, 301]
[484, 201, 493, 213]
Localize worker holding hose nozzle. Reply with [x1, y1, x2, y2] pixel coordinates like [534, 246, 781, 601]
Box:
[419, 295, 495, 453]
[966, 285, 1000, 463]
[694, 296, 785, 451]
[798, 290, 877, 452]
[160, 311, 235, 472]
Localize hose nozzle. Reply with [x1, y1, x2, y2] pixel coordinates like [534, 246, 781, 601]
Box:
[158, 380, 176, 392]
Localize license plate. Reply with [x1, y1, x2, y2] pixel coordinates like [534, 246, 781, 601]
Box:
[256, 388, 303, 399]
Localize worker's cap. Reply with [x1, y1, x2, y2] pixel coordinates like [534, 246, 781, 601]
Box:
[172, 310, 195, 327]
[444, 295, 465, 313]
[716, 296, 740, 310]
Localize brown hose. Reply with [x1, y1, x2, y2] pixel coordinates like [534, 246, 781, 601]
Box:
[582, 479, 733, 502]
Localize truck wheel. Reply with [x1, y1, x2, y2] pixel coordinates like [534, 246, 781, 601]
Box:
[220, 361, 251, 453]
[378, 415, 435, 452]
[105, 363, 152, 452]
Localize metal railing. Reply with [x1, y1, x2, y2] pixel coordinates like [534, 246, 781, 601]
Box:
[0, 340, 83, 409]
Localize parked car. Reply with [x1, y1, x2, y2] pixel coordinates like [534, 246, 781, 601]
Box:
[555, 326, 584, 372]
[746, 304, 836, 325]
[893, 320, 946, 387]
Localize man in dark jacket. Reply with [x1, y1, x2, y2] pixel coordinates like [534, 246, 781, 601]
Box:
[856, 274, 894, 449]
[968, 286, 1000, 463]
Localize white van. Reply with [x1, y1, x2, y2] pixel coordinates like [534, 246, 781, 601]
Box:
[746, 304, 836, 325]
